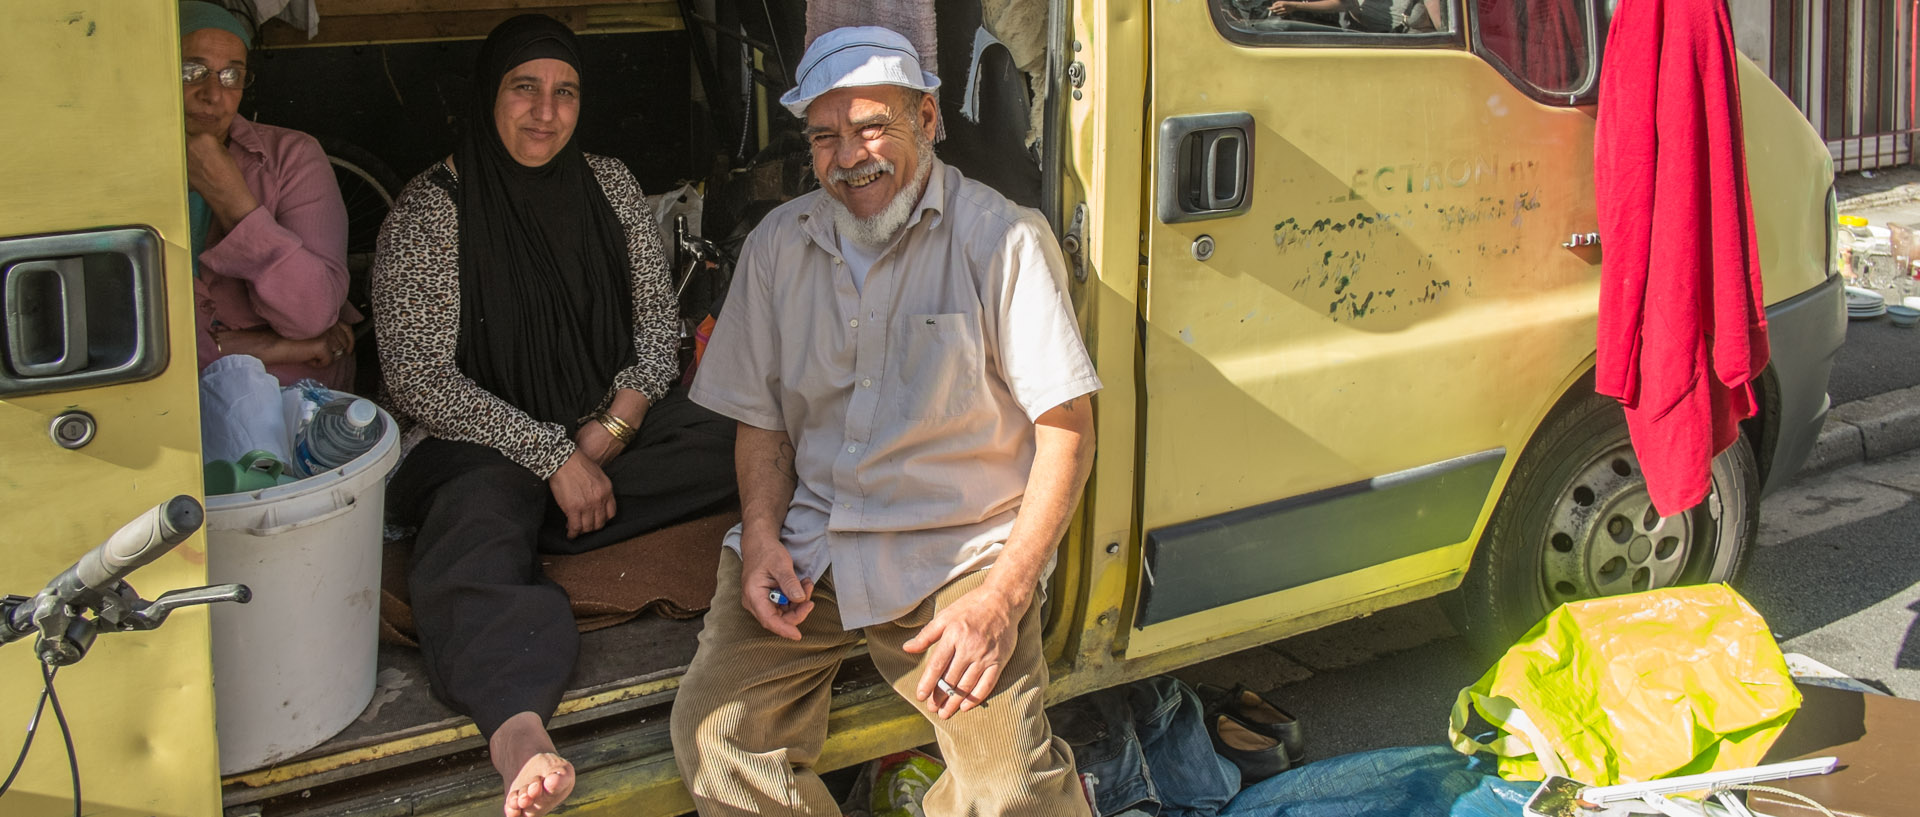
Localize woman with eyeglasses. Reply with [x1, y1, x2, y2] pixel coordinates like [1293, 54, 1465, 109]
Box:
[180, 1, 358, 389]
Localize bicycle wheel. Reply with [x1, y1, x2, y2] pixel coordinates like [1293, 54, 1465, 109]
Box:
[317, 136, 401, 316]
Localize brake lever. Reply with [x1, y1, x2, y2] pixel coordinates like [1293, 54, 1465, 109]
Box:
[117, 584, 252, 631]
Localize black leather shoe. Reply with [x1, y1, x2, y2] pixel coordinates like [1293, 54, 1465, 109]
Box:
[1220, 683, 1305, 763]
[1208, 711, 1292, 784]
[1198, 683, 1306, 760]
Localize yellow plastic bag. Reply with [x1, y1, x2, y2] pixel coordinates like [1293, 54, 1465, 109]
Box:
[1448, 584, 1800, 785]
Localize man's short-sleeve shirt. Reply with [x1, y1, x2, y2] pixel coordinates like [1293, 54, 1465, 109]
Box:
[690, 160, 1101, 628]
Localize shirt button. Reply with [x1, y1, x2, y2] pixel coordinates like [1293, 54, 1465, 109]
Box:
[847, 445, 857, 453]
[835, 258, 843, 265]
[861, 378, 873, 388]
[848, 318, 859, 328]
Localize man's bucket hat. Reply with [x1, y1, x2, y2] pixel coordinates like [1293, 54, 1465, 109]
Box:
[779, 26, 941, 118]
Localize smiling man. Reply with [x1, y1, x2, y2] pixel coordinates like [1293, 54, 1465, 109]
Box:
[670, 25, 1102, 817]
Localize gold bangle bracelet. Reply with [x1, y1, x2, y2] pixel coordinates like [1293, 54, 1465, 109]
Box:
[597, 413, 637, 444]
[596, 416, 631, 444]
[600, 411, 637, 438]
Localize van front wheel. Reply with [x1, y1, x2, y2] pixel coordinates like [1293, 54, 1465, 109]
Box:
[1451, 390, 1760, 653]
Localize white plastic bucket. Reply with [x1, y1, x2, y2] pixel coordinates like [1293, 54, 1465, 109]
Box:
[204, 402, 400, 775]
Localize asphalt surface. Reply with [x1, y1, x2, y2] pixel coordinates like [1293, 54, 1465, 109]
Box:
[1747, 452, 1920, 696]
[1830, 316, 1920, 405]
[1172, 599, 1475, 761]
[1831, 165, 1920, 204]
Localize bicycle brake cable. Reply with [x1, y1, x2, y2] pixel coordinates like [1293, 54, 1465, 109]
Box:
[0, 665, 55, 798]
[0, 664, 82, 817]
[41, 663, 79, 817]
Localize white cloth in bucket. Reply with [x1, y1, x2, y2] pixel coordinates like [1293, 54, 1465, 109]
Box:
[199, 354, 292, 464]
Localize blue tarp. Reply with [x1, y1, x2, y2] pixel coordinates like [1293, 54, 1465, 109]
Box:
[1217, 746, 1539, 817]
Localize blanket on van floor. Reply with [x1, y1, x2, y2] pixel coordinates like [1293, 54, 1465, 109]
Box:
[1593, 0, 1767, 516]
[378, 510, 740, 646]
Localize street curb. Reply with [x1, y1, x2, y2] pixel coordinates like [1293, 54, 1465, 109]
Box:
[1838, 183, 1920, 212]
[1799, 383, 1920, 476]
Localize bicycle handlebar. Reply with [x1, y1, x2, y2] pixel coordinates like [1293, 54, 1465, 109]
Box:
[45, 495, 203, 607]
[3, 496, 236, 665]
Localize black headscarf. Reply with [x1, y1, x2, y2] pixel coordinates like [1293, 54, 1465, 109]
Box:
[452, 14, 634, 430]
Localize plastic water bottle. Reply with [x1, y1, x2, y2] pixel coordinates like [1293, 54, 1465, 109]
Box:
[294, 397, 384, 476]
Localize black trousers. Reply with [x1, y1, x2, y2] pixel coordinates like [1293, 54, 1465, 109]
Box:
[386, 387, 737, 737]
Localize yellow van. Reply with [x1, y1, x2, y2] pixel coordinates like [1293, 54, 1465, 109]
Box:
[0, 0, 1840, 814]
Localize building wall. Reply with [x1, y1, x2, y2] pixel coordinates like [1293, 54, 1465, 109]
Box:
[1730, 0, 1772, 72]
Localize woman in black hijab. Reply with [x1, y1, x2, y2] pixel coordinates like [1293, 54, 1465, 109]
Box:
[370, 15, 735, 815]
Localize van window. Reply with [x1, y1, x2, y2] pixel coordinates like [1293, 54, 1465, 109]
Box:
[1212, 0, 1459, 42]
[1473, 0, 1597, 100]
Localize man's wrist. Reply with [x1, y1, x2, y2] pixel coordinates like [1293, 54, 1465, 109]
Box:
[739, 524, 784, 551]
[981, 569, 1037, 613]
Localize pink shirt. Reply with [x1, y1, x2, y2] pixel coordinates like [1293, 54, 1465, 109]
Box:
[192, 117, 358, 390]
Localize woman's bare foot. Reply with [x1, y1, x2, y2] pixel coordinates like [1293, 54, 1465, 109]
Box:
[492, 712, 575, 817]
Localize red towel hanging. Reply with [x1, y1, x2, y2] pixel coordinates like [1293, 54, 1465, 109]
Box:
[1593, 0, 1769, 516]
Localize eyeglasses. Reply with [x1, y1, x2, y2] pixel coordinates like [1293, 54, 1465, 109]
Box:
[182, 61, 252, 90]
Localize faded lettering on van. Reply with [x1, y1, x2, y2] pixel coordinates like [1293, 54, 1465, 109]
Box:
[1272, 186, 1541, 322]
[1342, 156, 1539, 201]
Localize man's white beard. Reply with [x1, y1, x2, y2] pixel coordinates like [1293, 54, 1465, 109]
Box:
[828, 134, 936, 251]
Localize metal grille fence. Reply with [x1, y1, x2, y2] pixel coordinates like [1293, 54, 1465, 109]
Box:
[1769, 0, 1918, 171]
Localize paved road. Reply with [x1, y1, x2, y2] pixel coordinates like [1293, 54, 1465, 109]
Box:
[1830, 317, 1920, 405]
[1176, 449, 1920, 761]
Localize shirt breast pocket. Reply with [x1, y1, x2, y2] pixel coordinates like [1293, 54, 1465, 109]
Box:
[901, 312, 983, 420]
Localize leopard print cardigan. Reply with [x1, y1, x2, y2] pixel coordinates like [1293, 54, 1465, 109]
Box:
[370, 154, 679, 478]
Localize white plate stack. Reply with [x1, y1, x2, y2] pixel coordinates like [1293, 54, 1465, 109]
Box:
[1846, 286, 1887, 320]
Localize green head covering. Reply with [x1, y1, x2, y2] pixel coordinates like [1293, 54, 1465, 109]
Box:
[180, 1, 250, 277]
[179, 1, 252, 49]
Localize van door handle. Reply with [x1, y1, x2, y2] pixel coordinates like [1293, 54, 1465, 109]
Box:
[1157, 112, 1256, 224]
[1204, 131, 1245, 210]
[0, 227, 169, 398]
[4, 257, 90, 377]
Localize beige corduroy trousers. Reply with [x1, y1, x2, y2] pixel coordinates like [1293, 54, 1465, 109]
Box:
[670, 550, 1089, 816]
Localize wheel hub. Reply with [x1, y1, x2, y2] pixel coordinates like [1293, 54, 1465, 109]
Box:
[1540, 446, 1697, 606]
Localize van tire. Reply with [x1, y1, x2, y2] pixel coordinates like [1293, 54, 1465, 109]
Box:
[1449, 388, 1760, 654]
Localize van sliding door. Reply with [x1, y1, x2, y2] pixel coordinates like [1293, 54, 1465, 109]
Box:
[1130, 0, 1601, 657]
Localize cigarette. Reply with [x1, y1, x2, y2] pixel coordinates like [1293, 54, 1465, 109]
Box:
[935, 678, 983, 707]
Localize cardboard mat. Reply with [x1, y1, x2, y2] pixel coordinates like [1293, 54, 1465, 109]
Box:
[1755, 682, 1920, 817]
[380, 511, 739, 646]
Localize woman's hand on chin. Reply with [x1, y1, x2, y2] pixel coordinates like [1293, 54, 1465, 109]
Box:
[549, 451, 616, 537]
